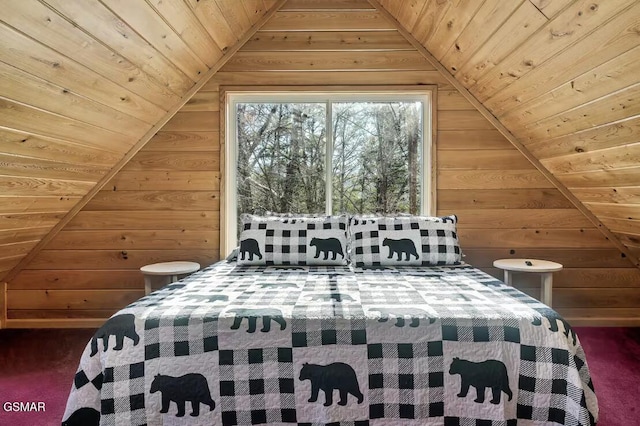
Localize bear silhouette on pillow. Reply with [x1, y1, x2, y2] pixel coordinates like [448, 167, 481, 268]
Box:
[239, 238, 262, 261]
[383, 237, 419, 261]
[309, 237, 344, 261]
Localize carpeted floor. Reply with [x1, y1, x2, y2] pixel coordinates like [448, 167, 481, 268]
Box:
[0, 327, 638, 425]
[0, 328, 95, 426]
[573, 327, 640, 426]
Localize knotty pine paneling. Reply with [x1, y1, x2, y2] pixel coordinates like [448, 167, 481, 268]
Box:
[222, 51, 435, 72]
[571, 187, 640, 205]
[243, 31, 413, 51]
[521, 85, 640, 142]
[10, 270, 147, 290]
[262, 11, 394, 31]
[436, 89, 639, 326]
[7, 289, 144, 310]
[0, 154, 109, 182]
[6, 89, 222, 323]
[526, 117, 640, 160]
[1, 0, 181, 107]
[448, 1, 546, 85]
[438, 0, 522, 74]
[184, 0, 237, 52]
[470, 0, 635, 102]
[6, 0, 638, 326]
[378, 0, 640, 325]
[26, 250, 218, 271]
[48, 230, 219, 250]
[486, 3, 640, 118]
[0, 129, 122, 168]
[280, 0, 372, 10]
[145, 0, 224, 68]
[0, 0, 276, 292]
[379, 0, 640, 267]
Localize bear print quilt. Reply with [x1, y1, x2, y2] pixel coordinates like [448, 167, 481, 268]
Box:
[63, 261, 598, 426]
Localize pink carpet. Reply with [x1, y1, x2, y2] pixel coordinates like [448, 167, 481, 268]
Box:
[0, 329, 95, 426]
[573, 327, 640, 426]
[0, 327, 638, 425]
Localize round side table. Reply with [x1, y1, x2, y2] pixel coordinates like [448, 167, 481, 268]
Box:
[492, 258, 562, 307]
[140, 261, 200, 295]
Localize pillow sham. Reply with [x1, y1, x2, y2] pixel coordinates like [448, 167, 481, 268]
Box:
[237, 214, 348, 265]
[349, 214, 462, 267]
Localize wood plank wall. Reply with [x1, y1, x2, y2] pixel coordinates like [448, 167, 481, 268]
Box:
[0, 0, 274, 286]
[379, 0, 640, 319]
[428, 0, 640, 259]
[5, 0, 639, 326]
[5, 83, 222, 327]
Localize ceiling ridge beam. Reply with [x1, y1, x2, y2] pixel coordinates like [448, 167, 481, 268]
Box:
[368, 0, 640, 269]
[2, 0, 289, 286]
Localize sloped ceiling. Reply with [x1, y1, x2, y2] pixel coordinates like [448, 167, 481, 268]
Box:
[374, 0, 640, 264]
[0, 0, 283, 281]
[1, 0, 639, 283]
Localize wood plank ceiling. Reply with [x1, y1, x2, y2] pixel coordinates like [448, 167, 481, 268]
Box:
[376, 0, 640, 264]
[1, 0, 639, 283]
[0, 0, 281, 281]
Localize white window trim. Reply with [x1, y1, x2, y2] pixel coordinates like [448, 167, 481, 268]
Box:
[222, 89, 434, 256]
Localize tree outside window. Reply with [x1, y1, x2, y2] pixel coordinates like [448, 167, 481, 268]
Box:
[226, 90, 432, 252]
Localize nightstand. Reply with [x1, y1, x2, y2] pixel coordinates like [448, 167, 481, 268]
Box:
[140, 261, 200, 295]
[492, 258, 563, 307]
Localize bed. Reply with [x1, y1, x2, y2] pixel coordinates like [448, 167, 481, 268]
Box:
[62, 215, 598, 425]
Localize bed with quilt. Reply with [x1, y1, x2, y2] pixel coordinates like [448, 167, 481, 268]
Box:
[63, 214, 598, 426]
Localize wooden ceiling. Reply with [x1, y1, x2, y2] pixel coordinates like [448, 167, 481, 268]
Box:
[1, 0, 639, 281]
[376, 0, 640, 262]
[0, 0, 282, 281]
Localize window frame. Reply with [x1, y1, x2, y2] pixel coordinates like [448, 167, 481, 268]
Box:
[221, 86, 436, 256]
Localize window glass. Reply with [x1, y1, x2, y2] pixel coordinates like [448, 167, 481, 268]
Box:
[227, 91, 431, 253]
[332, 101, 422, 214]
[236, 103, 326, 217]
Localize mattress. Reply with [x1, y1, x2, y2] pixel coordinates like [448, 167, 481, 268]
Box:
[62, 261, 597, 425]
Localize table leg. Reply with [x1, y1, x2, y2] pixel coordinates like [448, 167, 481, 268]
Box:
[144, 276, 152, 295]
[169, 274, 178, 284]
[503, 270, 513, 286]
[541, 273, 553, 307]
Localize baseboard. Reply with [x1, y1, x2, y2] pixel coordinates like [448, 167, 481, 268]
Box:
[4, 318, 104, 328]
[566, 317, 640, 327]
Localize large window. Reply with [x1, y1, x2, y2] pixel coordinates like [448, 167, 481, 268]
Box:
[224, 90, 433, 253]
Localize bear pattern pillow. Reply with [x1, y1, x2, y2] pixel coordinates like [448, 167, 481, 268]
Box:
[349, 214, 462, 267]
[237, 214, 348, 265]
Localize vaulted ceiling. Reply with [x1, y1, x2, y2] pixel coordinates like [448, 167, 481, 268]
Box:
[376, 0, 640, 263]
[1, 0, 639, 282]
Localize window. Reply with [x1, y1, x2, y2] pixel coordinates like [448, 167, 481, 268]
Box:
[223, 89, 433, 254]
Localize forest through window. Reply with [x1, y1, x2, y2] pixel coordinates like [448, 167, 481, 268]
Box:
[224, 91, 432, 249]
[234, 94, 429, 222]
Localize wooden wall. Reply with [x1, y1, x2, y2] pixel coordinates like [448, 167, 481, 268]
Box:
[378, 0, 640, 268]
[0, 0, 277, 286]
[4, 0, 639, 327]
[5, 83, 222, 327]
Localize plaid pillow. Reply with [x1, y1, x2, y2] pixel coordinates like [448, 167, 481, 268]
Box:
[349, 215, 462, 266]
[237, 214, 348, 265]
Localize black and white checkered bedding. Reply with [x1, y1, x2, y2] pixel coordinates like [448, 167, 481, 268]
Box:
[63, 262, 598, 426]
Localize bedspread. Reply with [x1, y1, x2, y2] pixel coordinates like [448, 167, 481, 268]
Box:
[63, 262, 597, 426]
